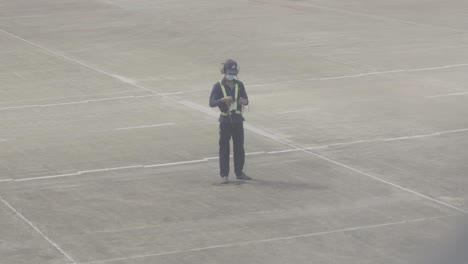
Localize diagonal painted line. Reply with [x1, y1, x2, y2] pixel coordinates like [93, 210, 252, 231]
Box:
[277, 108, 318, 114]
[0, 29, 154, 93]
[114, 123, 175, 131]
[249, 64, 468, 87]
[257, 135, 468, 214]
[303, 149, 468, 214]
[81, 214, 460, 264]
[2, 27, 465, 214]
[240, 124, 468, 214]
[426, 91, 468, 98]
[0, 197, 77, 263]
[0, 89, 144, 105]
[143, 159, 208, 168]
[256, 0, 468, 33]
[0, 94, 158, 111]
[0, 179, 13, 182]
[10, 151, 268, 182]
[3, 127, 468, 186]
[14, 165, 144, 182]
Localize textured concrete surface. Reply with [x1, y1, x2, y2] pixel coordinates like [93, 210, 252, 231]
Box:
[0, 0, 467, 263]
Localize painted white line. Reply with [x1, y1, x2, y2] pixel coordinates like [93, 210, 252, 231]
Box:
[276, 126, 297, 130]
[0, 94, 160, 111]
[241, 124, 468, 214]
[110, 74, 139, 86]
[243, 123, 284, 142]
[133, 94, 160, 99]
[5, 184, 84, 194]
[83, 224, 163, 236]
[0, 29, 155, 94]
[15, 172, 81, 182]
[0, 197, 77, 264]
[295, 1, 468, 33]
[115, 123, 175, 131]
[142, 153, 266, 168]
[426, 92, 468, 98]
[2, 27, 465, 213]
[75, 223, 165, 237]
[440, 128, 468, 135]
[3, 25, 468, 149]
[82, 214, 458, 264]
[325, 139, 378, 147]
[40, 96, 136, 107]
[300, 140, 380, 151]
[277, 108, 317, 114]
[0, 90, 144, 106]
[0, 95, 147, 111]
[143, 159, 208, 168]
[0, 14, 48, 20]
[179, 100, 219, 117]
[245, 151, 266, 156]
[9, 152, 266, 182]
[407, 63, 468, 71]
[0, 104, 38, 111]
[249, 64, 468, 87]
[10, 159, 214, 182]
[159, 89, 207, 96]
[383, 133, 440, 142]
[304, 149, 468, 214]
[304, 128, 468, 149]
[159, 92, 183, 96]
[0, 179, 13, 183]
[267, 149, 300, 154]
[78, 165, 143, 174]
[15, 165, 143, 182]
[282, 159, 306, 163]
[35, 184, 82, 190]
[6, 127, 468, 183]
[4, 28, 468, 112]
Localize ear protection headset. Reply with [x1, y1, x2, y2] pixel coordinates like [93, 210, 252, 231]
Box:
[220, 63, 226, 74]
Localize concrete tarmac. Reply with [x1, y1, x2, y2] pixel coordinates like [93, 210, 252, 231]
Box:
[0, 0, 467, 263]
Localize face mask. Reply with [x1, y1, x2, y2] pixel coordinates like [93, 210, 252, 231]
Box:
[226, 74, 236, 81]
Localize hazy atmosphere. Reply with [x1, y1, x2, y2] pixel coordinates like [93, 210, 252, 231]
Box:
[1, 0, 467, 263]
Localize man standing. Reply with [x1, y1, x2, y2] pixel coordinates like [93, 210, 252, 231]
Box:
[209, 59, 252, 183]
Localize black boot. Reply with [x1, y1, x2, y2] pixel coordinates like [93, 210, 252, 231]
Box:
[236, 173, 252, 180]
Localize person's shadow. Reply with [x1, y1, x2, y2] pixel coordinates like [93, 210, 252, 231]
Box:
[248, 178, 327, 191]
[212, 178, 326, 190]
[212, 180, 246, 186]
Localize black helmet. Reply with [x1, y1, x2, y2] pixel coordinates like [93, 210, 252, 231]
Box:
[221, 59, 239, 75]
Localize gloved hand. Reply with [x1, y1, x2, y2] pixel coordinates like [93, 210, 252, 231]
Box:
[220, 96, 232, 103]
[238, 97, 248, 105]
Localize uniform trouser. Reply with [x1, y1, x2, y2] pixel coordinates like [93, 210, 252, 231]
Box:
[219, 121, 245, 177]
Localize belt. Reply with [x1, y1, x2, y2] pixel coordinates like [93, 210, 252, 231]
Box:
[220, 110, 241, 116]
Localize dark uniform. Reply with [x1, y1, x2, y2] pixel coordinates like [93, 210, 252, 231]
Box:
[209, 78, 249, 178]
